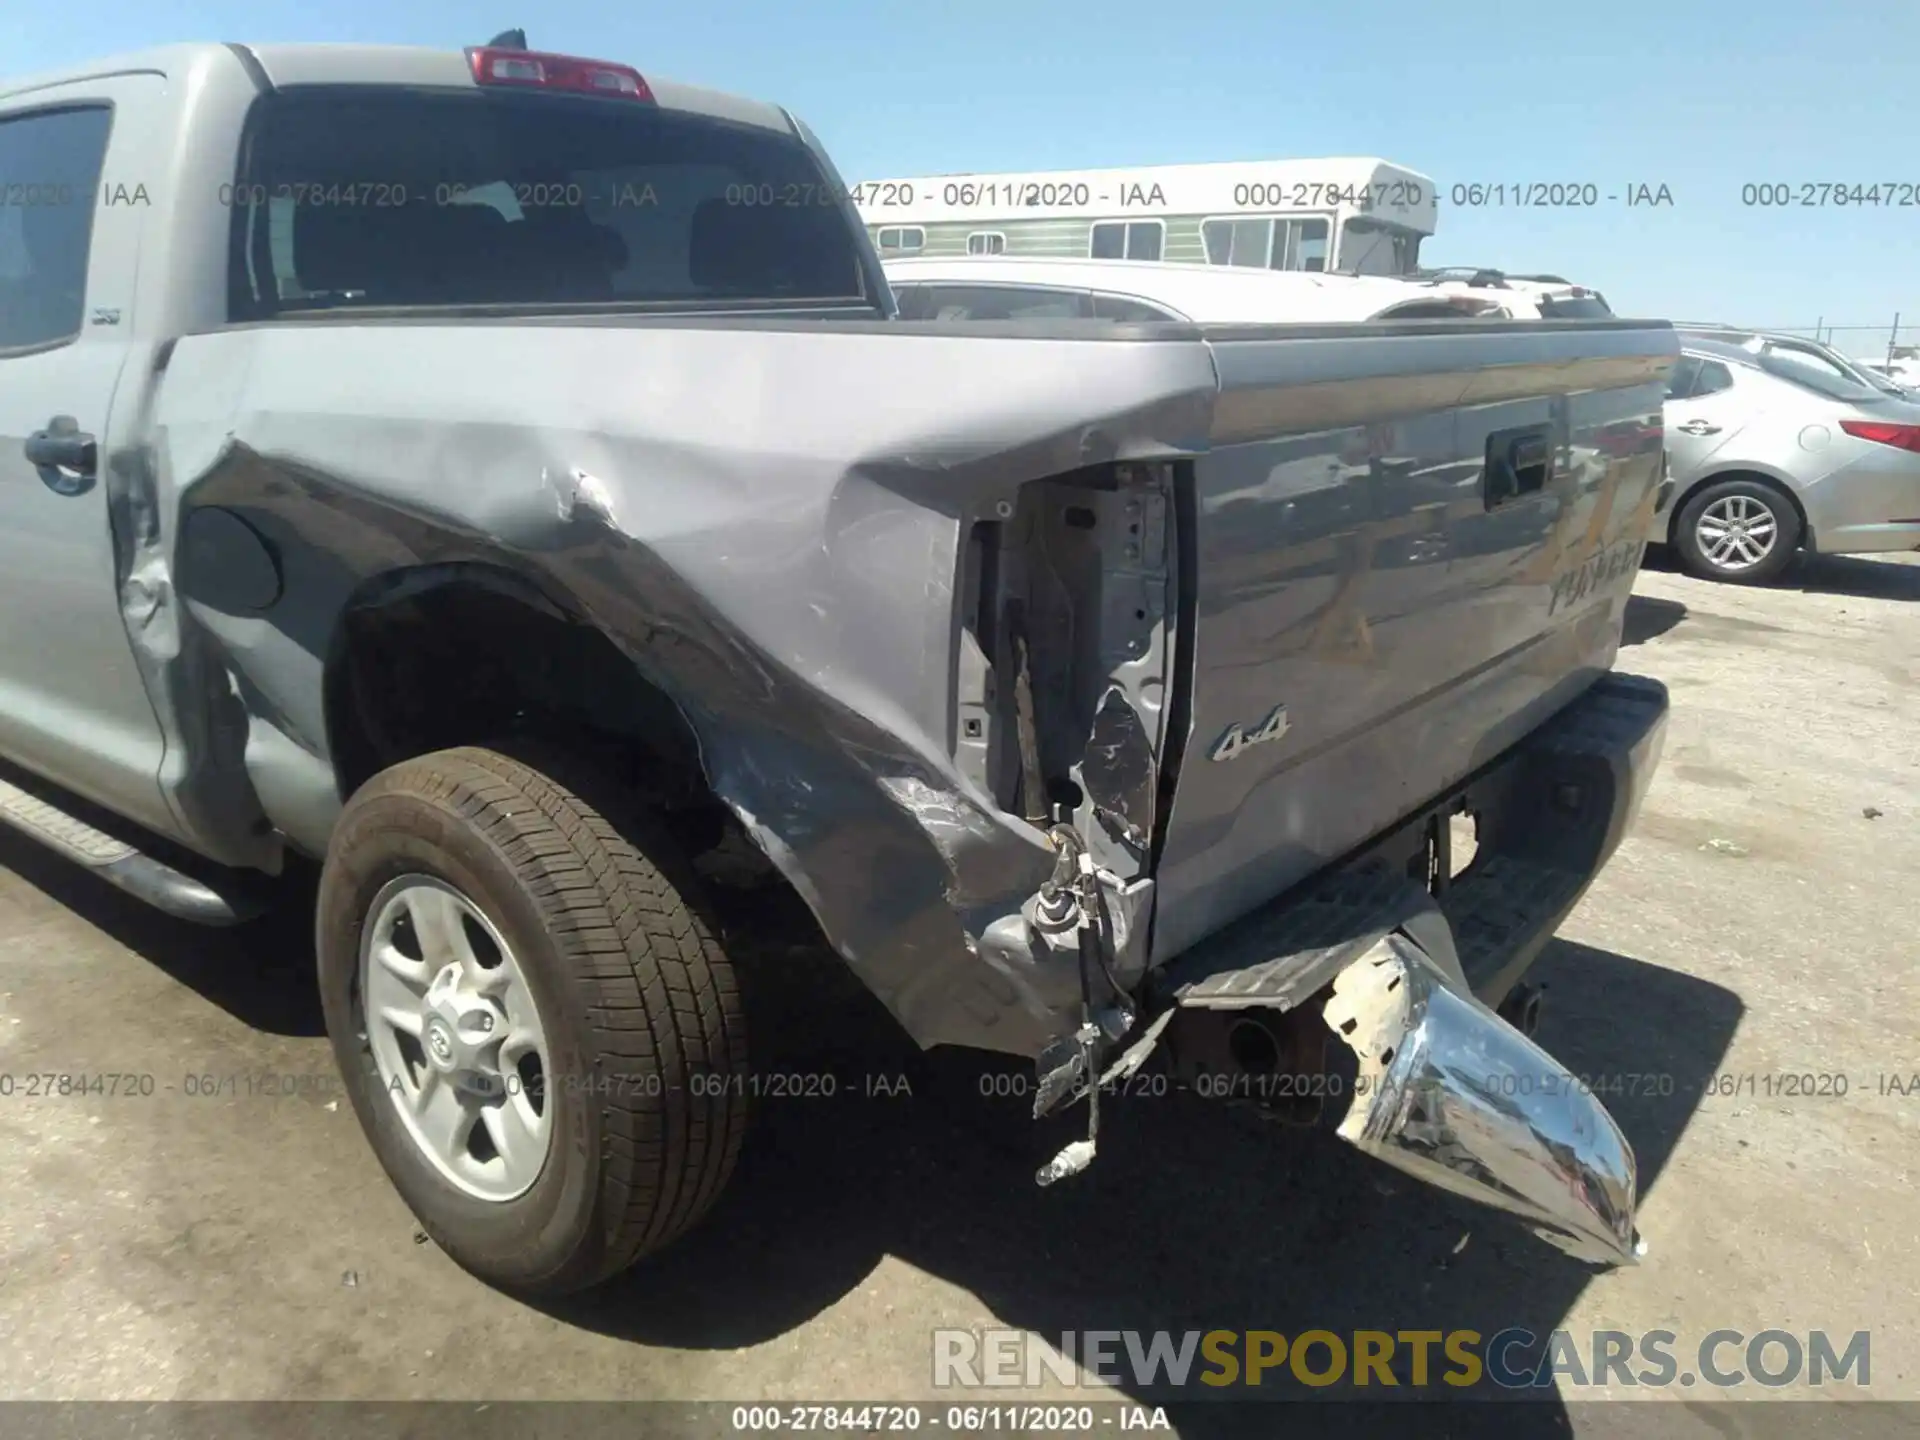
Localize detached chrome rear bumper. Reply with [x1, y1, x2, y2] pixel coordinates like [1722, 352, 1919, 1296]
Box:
[1324, 930, 1640, 1266]
[1150, 673, 1668, 1264]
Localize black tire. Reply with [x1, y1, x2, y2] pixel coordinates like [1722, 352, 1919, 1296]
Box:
[316, 744, 748, 1295]
[1672, 477, 1802, 585]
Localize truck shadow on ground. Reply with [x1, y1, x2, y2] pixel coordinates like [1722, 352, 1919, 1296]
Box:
[549, 882, 1745, 1439]
[0, 837, 1742, 1438]
[1621, 594, 1688, 646]
[0, 828, 326, 1037]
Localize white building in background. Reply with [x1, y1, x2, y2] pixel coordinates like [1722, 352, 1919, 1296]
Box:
[1856, 355, 1920, 388]
[850, 157, 1437, 277]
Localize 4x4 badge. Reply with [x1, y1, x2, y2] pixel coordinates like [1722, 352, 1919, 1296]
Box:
[1210, 704, 1290, 762]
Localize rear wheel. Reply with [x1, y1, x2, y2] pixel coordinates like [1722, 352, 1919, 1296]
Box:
[1673, 478, 1801, 584]
[317, 744, 748, 1295]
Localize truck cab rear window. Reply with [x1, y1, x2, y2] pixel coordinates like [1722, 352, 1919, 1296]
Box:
[227, 88, 872, 316]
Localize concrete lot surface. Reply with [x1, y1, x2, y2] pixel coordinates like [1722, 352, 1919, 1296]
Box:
[0, 550, 1915, 1436]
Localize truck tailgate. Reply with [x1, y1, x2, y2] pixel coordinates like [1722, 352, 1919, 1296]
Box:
[1150, 321, 1675, 966]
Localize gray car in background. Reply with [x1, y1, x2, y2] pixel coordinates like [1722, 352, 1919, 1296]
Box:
[1656, 327, 1920, 583]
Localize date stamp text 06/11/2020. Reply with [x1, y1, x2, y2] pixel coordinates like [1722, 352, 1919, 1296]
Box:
[16, 178, 1920, 213]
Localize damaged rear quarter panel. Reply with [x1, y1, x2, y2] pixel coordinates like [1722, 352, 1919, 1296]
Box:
[147, 317, 1218, 1056]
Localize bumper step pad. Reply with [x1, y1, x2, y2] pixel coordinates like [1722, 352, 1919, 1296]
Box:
[1131, 674, 1668, 1266]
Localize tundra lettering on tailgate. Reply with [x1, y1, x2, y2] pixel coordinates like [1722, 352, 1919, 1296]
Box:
[1549, 537, 1643, 616]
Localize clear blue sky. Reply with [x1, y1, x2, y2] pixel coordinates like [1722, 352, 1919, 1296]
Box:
[8, 0, 1918, 353]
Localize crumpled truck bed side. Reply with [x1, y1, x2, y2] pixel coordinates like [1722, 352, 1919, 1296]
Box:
[131, 318, 1217, 1058]
[123, 314, 1675, 1067]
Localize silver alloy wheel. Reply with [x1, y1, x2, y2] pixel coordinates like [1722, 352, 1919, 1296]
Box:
[1694, 493, 1780, 572]
[360, 875, 554, 1201]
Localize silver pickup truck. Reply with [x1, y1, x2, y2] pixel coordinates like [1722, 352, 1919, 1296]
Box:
[0, 39, 1675, 1296]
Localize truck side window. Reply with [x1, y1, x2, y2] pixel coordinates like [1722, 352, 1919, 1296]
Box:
[0, 105, 113, 352]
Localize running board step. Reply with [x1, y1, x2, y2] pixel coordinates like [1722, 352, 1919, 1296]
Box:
[0, 775, 266, 926]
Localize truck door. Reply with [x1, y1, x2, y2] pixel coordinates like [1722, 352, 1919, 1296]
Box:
[0, 77, 174, 832]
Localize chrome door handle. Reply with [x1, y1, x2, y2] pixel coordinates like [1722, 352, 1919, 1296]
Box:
[24, 418, 97, 473]
[1675, 420, 1721, 437]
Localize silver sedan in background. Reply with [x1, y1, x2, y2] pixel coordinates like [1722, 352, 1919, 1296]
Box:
[1655, 328, 1920, 583]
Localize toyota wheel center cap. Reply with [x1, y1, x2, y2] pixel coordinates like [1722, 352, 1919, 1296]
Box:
[426, 1018, 458, 1071]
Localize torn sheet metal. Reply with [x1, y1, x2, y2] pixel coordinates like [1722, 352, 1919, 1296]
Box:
[1081, 686, 1156, 851]
[125, 320, 1216, 1059]
[1322, 931, 1641, 1266]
